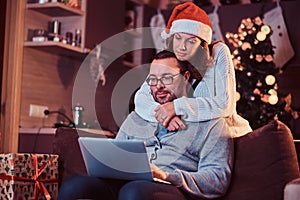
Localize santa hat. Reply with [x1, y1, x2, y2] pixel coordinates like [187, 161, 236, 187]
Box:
[161, 2, 213, 44]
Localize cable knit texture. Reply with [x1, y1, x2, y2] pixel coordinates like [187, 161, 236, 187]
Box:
[116, 111, 234, 199]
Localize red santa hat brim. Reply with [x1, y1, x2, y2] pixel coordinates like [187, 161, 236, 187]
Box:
[161, 19, 212, 44]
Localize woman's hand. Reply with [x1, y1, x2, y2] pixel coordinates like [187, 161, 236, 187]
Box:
[155, 102, 186, 130]
[155, 102, 176, 125]
[166, 116, 186, 131]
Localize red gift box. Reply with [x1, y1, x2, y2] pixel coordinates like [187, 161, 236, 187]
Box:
[0, 153, 59, 200]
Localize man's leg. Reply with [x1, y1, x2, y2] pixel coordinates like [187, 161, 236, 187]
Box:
[119, 180, 189, 200]
[57, 175, 127, 200]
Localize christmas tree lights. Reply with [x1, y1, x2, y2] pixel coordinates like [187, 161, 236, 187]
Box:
[226, 16, 295, 129]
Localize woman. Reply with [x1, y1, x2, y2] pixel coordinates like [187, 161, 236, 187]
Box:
[134, 2, 252, 136]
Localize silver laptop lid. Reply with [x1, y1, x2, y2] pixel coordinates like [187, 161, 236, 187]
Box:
[78, 137, 153, 181]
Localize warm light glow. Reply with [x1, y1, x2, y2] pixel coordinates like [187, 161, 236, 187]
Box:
[256, 80, 262, 87]
[268, 89, 277, 96]
[265, 75, 276, 85]
[236, 92, 241, 101]
[269, 94, 278, 105]
[261, 25, 271, 35]
[241, 42, 251, 50]
[256, 31, 266, 41]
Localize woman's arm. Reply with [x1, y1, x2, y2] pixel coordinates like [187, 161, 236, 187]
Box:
[134, 82, 159, 122]
[174, 42, 236, 121]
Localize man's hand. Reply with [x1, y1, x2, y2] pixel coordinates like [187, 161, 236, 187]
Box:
[150, 163, 167, 180]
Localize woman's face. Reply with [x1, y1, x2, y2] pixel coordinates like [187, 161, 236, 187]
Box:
[172, 32, 202, 61]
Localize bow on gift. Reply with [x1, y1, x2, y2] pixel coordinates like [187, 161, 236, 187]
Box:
[0, 154, 58, 200]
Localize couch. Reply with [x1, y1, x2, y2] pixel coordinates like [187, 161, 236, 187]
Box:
[53, 120, 300, 200]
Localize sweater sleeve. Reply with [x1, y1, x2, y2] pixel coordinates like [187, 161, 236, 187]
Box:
[165, 119, 234, 199]
[174, 42, 236, 121]
[134, 82, 159, 122]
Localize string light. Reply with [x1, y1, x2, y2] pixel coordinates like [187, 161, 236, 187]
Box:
[256, 31, 266, 41]
[261, 25, 271, 35]
[236, 91, 241, 101]
[256, 80, 262, 87]
[226, 16, 293, 129]
[265, 75, 276, 85]
[269, 94, 278, 105]
[268, 89, 277, 96]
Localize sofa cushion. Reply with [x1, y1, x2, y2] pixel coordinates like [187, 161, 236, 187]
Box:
[221, 120, 300, 200]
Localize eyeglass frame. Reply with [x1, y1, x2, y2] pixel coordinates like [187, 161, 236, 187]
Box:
[146, 72, 183, 86]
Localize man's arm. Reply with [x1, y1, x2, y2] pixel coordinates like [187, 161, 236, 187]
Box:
[166, 119, 234, 199]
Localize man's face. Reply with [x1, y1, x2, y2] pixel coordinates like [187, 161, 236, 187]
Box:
[148, 57, 189, 104]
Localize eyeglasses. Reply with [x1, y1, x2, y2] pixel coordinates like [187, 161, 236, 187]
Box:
[146, 73, 181, 86]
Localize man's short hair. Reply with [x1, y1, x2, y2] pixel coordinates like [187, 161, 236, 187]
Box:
[153, 50, 202, 82]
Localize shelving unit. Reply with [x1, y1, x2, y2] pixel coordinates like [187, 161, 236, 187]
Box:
[24, 1, 87, 56]
[24, 40, 88, 57]
[26, 2, 85, 16]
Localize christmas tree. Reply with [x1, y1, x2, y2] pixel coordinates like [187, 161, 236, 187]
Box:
[226, 16, 294, 129]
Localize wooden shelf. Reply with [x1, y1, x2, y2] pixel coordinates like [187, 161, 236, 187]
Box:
[24, 41, 88, 58]
[26, 2, 85, 17]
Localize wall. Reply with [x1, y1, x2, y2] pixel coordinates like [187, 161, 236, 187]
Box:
[20, 48, 82, 128]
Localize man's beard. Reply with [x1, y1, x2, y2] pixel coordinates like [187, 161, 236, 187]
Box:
[152, 89, 177, 104]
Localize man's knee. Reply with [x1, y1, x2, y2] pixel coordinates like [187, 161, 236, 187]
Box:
[119, 180, 152, 200]
[58, 176, 84, 199]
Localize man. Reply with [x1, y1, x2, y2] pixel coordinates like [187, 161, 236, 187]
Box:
[58, 50, 233, 200]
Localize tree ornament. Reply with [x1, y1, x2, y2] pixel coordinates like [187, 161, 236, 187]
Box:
[226, 16, 294, 129]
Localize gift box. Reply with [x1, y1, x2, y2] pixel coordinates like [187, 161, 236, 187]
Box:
[0, 153, 59, 200]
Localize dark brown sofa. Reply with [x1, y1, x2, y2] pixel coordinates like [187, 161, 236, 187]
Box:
[53, 120, 300, 200]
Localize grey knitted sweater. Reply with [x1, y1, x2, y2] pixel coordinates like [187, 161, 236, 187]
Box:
[116, 111, 234, 199]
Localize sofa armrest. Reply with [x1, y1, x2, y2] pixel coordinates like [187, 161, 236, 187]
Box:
[53, 127, 114, 186]
[284, 178, 300, 200]
[221, 120, 300, 200]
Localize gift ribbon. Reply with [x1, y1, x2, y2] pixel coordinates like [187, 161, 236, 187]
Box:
[0, 154, 58, 200]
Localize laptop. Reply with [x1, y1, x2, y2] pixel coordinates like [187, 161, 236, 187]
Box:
[78, 137, 154, 181]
